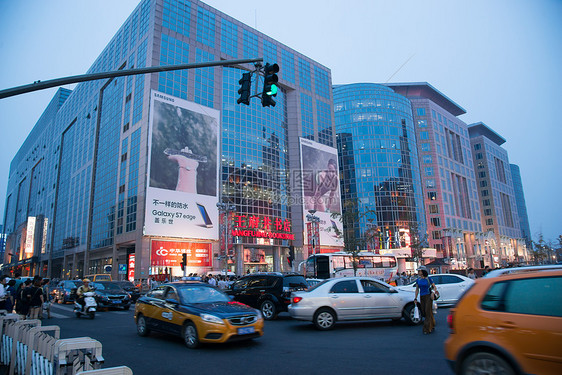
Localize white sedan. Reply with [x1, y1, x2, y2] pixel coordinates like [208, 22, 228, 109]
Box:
[396, 273, 474, 306]
[288, 277, 421, 330]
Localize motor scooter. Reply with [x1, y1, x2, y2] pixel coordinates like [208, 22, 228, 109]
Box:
[74, 291, 97, 319]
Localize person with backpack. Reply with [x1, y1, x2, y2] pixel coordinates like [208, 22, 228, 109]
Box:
[26, 276, 44, 319]
[15, 279, 32, 318]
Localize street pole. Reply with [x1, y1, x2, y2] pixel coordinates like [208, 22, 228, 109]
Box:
[0, 57, 263, 99]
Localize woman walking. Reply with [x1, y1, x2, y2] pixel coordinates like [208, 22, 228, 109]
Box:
[414, 267, 436, 334]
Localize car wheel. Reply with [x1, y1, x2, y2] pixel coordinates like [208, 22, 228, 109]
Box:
[313, 308, 336, 330]
[461, 352, 515, 375]
[183, 322, 200, 349]
[136, 314, 150, 337]
[260, 300, 277, 320]
[403, 303, 422, 325]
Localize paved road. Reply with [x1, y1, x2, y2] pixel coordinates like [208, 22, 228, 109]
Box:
[46, 302, 454, 375]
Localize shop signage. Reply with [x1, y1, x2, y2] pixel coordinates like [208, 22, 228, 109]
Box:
[128, 254, 135, 282]
[25, 217, 36, 254]
[231, 215, 295, 240]
[151, 240, 212, 267]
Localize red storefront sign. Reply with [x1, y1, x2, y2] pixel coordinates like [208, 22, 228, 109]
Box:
[231, 214, 295, 240]
[151, 240, 212, 267]
[128, 254, 135, 282]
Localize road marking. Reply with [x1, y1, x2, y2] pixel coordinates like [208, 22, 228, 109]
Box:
[48, 312, 68, 319]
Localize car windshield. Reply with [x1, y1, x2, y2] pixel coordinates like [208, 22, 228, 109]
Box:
[92, 282, 125, 292]
[178, 285, 230, 304]
[306, 279, 331, 292]
[66, 281, 83, 288]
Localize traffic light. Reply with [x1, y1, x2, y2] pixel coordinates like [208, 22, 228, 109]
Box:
[237, 72, 252, 105]
[261, 63, 279, 107]
[180, 253, 187, 271]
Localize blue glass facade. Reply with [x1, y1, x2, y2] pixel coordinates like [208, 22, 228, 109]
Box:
[3, 0, 335, 278]
[510, 164, 532, 249]
[334, 84, 426, 250]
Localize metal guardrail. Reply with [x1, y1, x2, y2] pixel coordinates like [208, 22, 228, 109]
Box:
[0, 314, 128, 375]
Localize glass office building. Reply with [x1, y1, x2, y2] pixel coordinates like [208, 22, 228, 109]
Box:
[2, 0, 336, 279]
[510, 164, 532, 252]
[334, 84, 426, 270]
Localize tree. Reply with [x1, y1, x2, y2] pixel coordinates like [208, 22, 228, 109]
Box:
[408, 221, 429, 268]
[531, 232, 550, 264]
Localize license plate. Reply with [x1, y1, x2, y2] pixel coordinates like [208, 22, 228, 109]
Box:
[237, 326, 255, 335]
[112, 300, 121, 304]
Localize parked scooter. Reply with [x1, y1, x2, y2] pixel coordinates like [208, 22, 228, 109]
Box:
[74, 291, 97, 319]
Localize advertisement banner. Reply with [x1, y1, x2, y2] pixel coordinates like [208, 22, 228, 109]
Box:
[25, 217, 36, 255]
[145, 91, 220, 240]
[128, 254, 135, 282]
[151, 240, 212, 267]
[299, 138, 344, 247]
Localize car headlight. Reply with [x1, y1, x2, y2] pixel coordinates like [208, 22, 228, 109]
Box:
[200, 313, 225, 325]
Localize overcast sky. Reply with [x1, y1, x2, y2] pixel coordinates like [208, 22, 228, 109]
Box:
[0, 0, 560, 243]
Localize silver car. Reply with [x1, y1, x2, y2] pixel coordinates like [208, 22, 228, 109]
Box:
[288, 277, 420, 330]
[396, 273, 474, 306]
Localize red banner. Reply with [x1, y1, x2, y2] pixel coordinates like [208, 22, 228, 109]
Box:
[151, 240, 212, 267]
[128, 254, 135, 282]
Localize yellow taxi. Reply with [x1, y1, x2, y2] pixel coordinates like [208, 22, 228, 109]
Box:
[134, 281, 264, 348]
[445, 269, 562, 375]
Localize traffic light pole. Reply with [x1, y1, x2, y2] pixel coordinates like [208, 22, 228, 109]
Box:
[0, 57, 263, 99]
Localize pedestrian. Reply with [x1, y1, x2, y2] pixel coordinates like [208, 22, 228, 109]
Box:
[6, 279, 17, 313]
[467, 267, 476, 280]
[0, 275, 8, 312]
[401, 272, 408, 286]
[26, 276, 44, 320]
[414, 267, 436, 335]
[41, 278, 52, 319]
[15, 279, 32, 318]
[208, 275, 217, 287]
[482, 265, 491, 277]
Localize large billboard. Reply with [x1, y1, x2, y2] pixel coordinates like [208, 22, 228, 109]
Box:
[299, 138, 344, 248]
[150, 240, 212, 268]
[145, 91, 220, 239]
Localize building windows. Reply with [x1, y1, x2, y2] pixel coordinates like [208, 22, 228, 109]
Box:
[500, 193, 514, 227]
[479, 180, 488, 187]
[416, 108, 426, 116]
[281, 49, 295, 84]
[417, 119, 427, 128]
[242, 29, 258, 59]
[429, 204, 439, 214]
[298, 58, 311, 91]
[478, 171, 486, 178]
[425, 167, 434, 176]
[422, 155, 432, 164]
[494, 157, 507, 183]
[474, 143, 481, 150]
[220, 18, 238, 57]
[476, 152, 483, 160]
[428, 192, 437, 200]
[162, 0, 191, 37]
[425, 179, 436, 188]
[486, 218, 494, 226]
[317, 100, 333, 147]
[196, 7, 215, 48]
[432, 231, 441, 240]
[483, 199, 491, 206]
[481, 190, 489, 197]
[300, 93, 313, 139]
[431, 217, 441, 227]
[484, 208, 492, 216]
[421, 143, 430, 152]
[314, 66, 330, 99]
[445, 129, 464, 163]
[420, 131, 429, 140]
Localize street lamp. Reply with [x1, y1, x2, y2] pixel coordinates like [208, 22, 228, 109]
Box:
[216, 201, 236, 277]
[306, 209, 321, 254]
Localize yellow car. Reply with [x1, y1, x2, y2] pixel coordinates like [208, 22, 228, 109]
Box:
[134, 281, 264, 348]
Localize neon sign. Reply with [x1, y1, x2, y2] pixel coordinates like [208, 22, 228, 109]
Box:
[232, 215, 295, 240]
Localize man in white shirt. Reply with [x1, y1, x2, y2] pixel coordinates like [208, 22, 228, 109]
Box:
[0, 276, 8, 311]
[208, 275, 217, 287]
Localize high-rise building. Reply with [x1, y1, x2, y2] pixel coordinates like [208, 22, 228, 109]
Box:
[387, 83, 482, 269]
[468, 122, 525, 266]
[2, 0, 338, 279]
[333, 83, 427, 271]
[510, 163, 532, 252]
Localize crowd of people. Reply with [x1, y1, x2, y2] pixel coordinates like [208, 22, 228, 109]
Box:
[0, 273, 52, 319]
[147, 273, 239, 290]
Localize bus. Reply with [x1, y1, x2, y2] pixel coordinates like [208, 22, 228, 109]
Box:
[304, 252, 398, 283]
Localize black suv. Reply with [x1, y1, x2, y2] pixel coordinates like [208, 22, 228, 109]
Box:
[227, 273, 308, 320]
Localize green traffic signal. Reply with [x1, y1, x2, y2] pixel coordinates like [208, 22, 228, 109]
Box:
[262, 63, 279, 107]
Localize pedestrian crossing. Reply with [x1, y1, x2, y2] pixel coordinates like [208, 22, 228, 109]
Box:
[39, 302, 135, 319]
